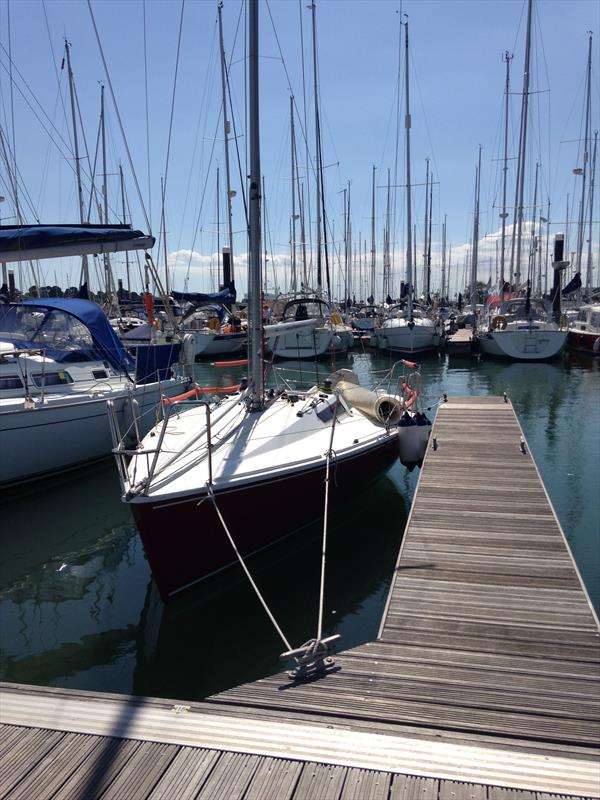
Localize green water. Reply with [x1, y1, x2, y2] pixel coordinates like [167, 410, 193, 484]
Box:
[0, 351, 598, 701]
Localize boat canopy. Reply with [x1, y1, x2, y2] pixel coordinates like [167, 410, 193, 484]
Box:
[282, 297, 331, 321]
[170, 287, 236, 306]
[0, 225, 154, 263]
[499, 297, 550, 319]
[0, 298, 134, 374]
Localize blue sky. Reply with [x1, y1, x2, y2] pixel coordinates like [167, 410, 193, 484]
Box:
[1, 0, 598, 298]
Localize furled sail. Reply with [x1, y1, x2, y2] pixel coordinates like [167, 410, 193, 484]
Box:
[0, 225, 154, 263]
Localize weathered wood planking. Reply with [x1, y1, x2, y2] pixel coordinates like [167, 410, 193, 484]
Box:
[204, 395, 600, 796]
[1, 397, 598, 798]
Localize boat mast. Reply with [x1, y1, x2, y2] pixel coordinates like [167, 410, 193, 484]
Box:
[218, 1, 235, 283]
[586, 130, 597, 294]
[290, 95, 297, 294]
[427, 163, 433, 300]
[441, 213, 447, 301]
[370, 165, 376, 301]
[576, 32, 592, 282]
[500, 51, 512, 289]
[471, 145, 481, 315]
[422, 159, 429, 301]
[64, 40, 90, 289]
[100, 83, 114, 305]
[346, 181, 352, 302]
[309, 2, 323, 295]
[529, 161, 539, 294]
[403, 18, 414, 320]
[119, 164, 131, 294]
[248, 0, 263, 409]
[513, 0, 533, 289]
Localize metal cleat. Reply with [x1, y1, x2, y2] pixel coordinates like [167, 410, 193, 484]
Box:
[280, 634, 341, 681]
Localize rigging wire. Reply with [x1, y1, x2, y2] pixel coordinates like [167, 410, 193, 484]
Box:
[143, 0, 152, 231]
[87, 0, 152, 234]
[7, 0, 19, 220]
[156, 0, 186, 286]
[206, 485, 293, 652]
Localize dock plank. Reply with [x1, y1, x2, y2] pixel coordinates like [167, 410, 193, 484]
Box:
[0, 397, 598, 800]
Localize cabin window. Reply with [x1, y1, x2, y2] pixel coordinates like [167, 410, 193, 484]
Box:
[31, 371, 73, 387]
[0, 375, 23, 390]
[591, 313, 600, 329]
[92, 369, 108, 379]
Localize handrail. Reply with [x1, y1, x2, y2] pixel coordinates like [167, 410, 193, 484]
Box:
[143, 399, 213, 494]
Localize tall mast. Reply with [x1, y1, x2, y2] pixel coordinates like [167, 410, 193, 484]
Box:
[500, 52, 512, 287]
[423, 158, 429, 300]
[529, 161, 539, 294]
[160, 177, 169, 295]
[248, 0, 263, 409]
[290, 95, 297, 294]
[427, 163, 433, 300]
[346, 181, 352, 301]
[309, 2, 322, 294]
[441, 213, 447, 300]
[119, 164, 131, 294]
[300, 182, 308, 289]
[367, 166, 374, 301]
[576, 32, 592, 279]
[218, 1, 235, 281]
[403, 19, 413, 320]
[100, 83, 113, 301]
[471, 145, 482, 314]
[586, 130, 597, 294]
[64, 40, 89, 288]
[384, 169, 391, 300]
[513, 0, 533, 288]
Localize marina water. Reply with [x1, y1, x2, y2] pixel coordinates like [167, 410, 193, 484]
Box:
[1, 351, 598, 701]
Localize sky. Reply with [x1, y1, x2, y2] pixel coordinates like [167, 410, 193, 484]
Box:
[0, 0, 598, 299]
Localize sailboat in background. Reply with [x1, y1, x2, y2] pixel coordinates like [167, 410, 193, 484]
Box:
[477, 0, 567, 361]
[111, 0, 415, 600]
[374, 20, 439, 356]
[0, 225, 188, 487]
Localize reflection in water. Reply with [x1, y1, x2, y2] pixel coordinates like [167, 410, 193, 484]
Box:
[133, 475, 407, 700]
[0, 352, 598, 700]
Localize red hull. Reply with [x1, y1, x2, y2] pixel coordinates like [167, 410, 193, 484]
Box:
[567, 330, 600, 355]
[131, 437, 399, 599]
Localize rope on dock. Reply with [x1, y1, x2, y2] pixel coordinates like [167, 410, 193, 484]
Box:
[205, 484, 293, 653]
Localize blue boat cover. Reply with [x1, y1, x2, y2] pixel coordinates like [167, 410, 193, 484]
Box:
[0, 225, 150, 254]
[135, 342, 180, 384]
[171, 287, 236, 306]
[1, 298, 135, 374]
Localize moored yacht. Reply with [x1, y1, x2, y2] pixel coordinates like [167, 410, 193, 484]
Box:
[567, 304, 600, 355]
[264, 297, 349, 359]
[0, 298, 187, 487]
[374, 304, 440, 354]
[111, 1, 419, 601]
[477, 297, 567, 361]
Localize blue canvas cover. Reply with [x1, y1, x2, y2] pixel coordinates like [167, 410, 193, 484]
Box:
[0, 225, 152, 259]
[171, 287, 236, 306]
[0, 298, 135, 374]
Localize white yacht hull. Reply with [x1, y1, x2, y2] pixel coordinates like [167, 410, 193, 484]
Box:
[478, 328, 567, 360]
[265, 327, 347, 359]
[0, 378, 187, 488]
[375, 322, 439, 354]
[189, 330, 247, 359]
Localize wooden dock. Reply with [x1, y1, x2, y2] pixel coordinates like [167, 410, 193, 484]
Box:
[1, 396, 599, 798]
[446, 327, 474, 354]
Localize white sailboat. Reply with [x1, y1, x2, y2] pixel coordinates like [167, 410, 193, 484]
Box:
[112, 1, 412, 600]
[264, 297, 348, 359]
[0, 227, 188, 488]
[476, 0, 567, 362]
[374, 22, 439, 356]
